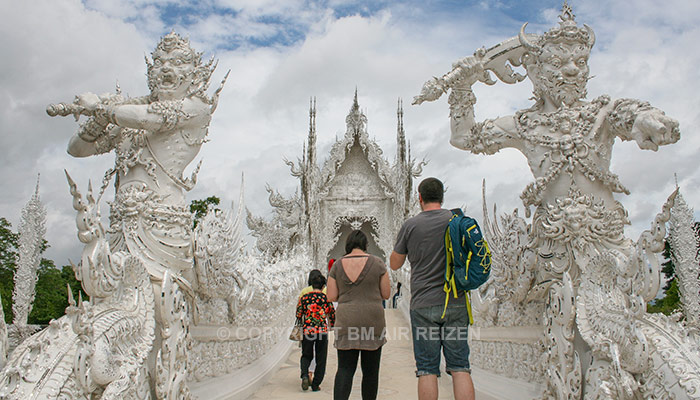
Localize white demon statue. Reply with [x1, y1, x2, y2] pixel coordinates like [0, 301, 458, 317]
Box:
[415, 3, 700, 399]
[0, 32, 232, 399]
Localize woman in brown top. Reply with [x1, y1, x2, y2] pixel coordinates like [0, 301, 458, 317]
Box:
[327, 230, 391, 400]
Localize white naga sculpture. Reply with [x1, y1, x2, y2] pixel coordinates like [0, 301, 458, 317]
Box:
[415, 3, 700, 399]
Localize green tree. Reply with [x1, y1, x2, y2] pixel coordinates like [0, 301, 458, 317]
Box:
[648, 240, 680, 315]
[28, 262, 84, 325]
[0, 217, 18, 323]
[190, 196, 220, 228]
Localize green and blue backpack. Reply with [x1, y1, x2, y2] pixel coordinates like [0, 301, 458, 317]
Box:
[442, 208, 492, 324]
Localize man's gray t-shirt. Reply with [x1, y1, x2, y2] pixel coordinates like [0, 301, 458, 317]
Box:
[394, 208, 465, 310]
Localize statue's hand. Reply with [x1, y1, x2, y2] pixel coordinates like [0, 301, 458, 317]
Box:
[413, 77, 446, 105]
[631, 109, 680, 150]
[452, 52, 487, 87]
[74, 92, 101, 113]
[413, 48, 487, 105]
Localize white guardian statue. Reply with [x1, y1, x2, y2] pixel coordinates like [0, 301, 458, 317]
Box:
[415, 3, 700, 399]
[0, 32, 230, 399]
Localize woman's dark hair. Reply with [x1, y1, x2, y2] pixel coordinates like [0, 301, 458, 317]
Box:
[309, 271, 327, 290]
[418, 177, 444, 204]
[307, 269, 324, 286]
[345, 230, 368, 254]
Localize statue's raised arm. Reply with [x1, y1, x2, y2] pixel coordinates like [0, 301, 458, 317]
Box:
[48, 32, 228, 202]
[414, 3, 680, 212]
[413, 36, 533, 155]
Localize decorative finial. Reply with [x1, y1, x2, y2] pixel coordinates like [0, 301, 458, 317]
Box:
[674, 173, 679, 189]
[34, 173, 40, 198]
[520, 1, 595, 51]
[560, 1, 575, 24]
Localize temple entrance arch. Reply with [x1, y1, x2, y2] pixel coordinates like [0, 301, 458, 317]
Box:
[328, 216, 384, 261]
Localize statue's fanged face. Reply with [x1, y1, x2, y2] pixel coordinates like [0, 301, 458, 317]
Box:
[538, 43, 590, 107]
[149, 49, 195, 101]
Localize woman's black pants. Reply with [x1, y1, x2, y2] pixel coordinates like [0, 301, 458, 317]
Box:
[300, 333, 328, 387]
[333, 347, 382, 400]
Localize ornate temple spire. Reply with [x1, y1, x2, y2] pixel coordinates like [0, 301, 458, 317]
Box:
[307, 97, 317, 168]
[345, 88, 367, 137]
[396, 98, 406, 166]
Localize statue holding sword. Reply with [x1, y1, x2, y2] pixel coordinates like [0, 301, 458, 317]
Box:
[414, 3, 681, 398]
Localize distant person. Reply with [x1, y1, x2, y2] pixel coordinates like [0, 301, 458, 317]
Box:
[392, 282, 402, 309]
[298, 269, 328, 384]
[327, 230, 391, 400]
[390, 177, 475, 400]
[296, 270, 335, 392]
[300, 269, 327, 297]
[328, 258, 336, 273]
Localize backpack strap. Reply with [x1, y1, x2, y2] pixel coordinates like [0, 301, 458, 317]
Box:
[442, 217, 461, 320]
[442, 212, 476, 324]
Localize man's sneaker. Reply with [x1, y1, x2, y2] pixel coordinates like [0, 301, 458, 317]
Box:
[311, 386, 321, 392]
[301, 376, 310, 391]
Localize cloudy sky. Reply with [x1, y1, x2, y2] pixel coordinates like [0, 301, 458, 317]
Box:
[1, 0, 698, 266]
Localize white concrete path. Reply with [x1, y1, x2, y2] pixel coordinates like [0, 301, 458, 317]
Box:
[248, 309, 500, 399]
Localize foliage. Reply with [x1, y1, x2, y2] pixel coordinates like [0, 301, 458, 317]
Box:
[190, 196, 220, 228]
[27, 262, 85, 325]
[0, 217, 18, 323]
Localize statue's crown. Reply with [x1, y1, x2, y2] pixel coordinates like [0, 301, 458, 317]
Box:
[542, 3, 594, 47]
[520, 2, 595, 53]
[153, 31, 196, 57]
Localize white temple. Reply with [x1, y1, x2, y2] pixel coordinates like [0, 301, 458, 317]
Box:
[249, 92, 423, 271]
[0, 4, 699, 399]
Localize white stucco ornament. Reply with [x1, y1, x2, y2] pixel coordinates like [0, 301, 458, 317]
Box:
[416, 3, 699, 399]
[0, 31, 314, 399]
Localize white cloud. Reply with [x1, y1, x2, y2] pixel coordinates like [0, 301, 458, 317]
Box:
[1, 0, 699, 266]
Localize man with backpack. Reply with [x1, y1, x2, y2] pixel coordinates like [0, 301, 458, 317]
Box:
[390, 177, 476, 400]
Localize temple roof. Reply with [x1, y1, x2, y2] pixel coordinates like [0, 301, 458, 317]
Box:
[318, 91, 395, 198]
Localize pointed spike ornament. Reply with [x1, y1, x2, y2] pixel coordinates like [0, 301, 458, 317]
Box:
[67, 284, 75, 307]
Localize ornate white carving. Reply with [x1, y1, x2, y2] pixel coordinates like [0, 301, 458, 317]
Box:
[12, 177, 45, 336]
[416, 3, 697, 399]
[0, 175, 155, 399]
[668, 191, 700, 330]
[188, 251, 309, 381]
[469, 340, 544, 383]
[246, 185, 305, 258]
[193, 176, 246, 324]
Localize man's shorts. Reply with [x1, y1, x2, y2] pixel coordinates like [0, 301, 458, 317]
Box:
[409, 304, 470, 377]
